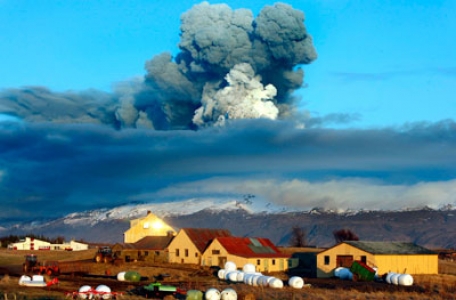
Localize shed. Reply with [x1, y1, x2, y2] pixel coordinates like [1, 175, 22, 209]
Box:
[316, 241, 438, 278]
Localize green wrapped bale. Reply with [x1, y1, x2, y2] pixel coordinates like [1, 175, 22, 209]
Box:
[186, 289, 203, 300]
[124, 271, 141, 282]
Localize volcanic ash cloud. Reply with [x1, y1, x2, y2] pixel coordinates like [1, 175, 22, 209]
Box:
[116, 1, 317, 130]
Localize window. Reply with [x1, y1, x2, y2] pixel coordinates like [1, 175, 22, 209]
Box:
[144, 251, 149, 256]
[185, 249, 189, 257]
[361, 255, 367, 263]
[195, 252, 198, 257]
[257, 259, 261, 265]
[212, 250, 220, 255]
[324, 256, 330, 265]
[176, 249, 180, 257]
[272, 259, 276, 265]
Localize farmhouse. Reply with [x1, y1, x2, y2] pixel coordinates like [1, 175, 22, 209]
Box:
[112, 235, 173, 263]
[202, 236, 291, 273]
[167, 228, 232, 264]
[316, 241, 438, 278]
[124, 211, 176, 243]
[8, 237, 88, 251]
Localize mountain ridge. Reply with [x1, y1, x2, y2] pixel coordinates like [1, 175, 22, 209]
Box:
[1, 201, 455, 249]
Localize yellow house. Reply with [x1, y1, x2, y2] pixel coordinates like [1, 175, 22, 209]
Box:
[202, 237, 291, 273]
[167, 228, 232, 264]
[124, 211, 176, 243]
[316, 241, 438, 278]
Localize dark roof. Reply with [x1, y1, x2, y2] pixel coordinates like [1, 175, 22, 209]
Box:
[115, 236, 174, 251]
[133, 236, 174, 250]
[182, 228, 232, 253]
[216, 237, 290, 259]
[344, 241, 436, 255]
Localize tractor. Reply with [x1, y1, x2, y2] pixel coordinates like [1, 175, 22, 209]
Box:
[23, 254, 39, 273]
[23, 254, 60, 276]
[94, 246, 115, 263]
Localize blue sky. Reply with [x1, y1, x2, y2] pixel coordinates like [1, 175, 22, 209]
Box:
[1, 0, 455, 127]
[0, 1, 455, 223]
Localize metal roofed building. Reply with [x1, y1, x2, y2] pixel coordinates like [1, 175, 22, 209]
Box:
[202, 236, 291, 273]
[316, 241, 438, 278]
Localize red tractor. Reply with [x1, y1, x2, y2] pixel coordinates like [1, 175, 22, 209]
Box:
[23, 254, 60, 276]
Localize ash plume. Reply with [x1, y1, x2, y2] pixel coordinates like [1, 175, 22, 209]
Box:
[0, 2, 317, 130]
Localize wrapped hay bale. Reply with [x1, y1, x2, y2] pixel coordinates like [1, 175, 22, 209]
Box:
[225, 261, 237, 272]
[205, 288, 221, 300]
[124, 271, 141, 282]
[288, 276, 304, 289]
[116, 271, 126, 281]
[187, 290, 204, 300]
[398, 274, 414, 286]
[220, 288, 237, 300]
[243, 264, 255, 274]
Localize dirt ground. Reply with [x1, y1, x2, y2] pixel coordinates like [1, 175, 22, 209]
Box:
[0, 251, 455, 300]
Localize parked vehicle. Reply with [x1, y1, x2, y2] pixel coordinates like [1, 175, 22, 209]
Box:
[23, 254, 60, 276]
[94, 246, 115, 263]
[349, 260, 376, 281]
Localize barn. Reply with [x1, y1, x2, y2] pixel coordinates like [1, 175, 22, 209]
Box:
[316, 241, 438, 278]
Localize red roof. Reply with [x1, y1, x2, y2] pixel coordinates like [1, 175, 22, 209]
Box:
[215, 237, 290, 258]
[182, 228, 232, 253]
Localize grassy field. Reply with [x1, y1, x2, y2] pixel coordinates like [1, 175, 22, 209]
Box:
[0, 249, 456, 300]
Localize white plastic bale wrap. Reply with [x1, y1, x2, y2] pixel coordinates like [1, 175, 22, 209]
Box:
[337, 268, 353, 280]
[256, 276, 265, 287]
[236, 271, 245, 282]
[116, 271, 126, 281]
[205, 288, 221, 300]
[398, 274, 414, 286]
[226, 271, 239, 282]
[18, 275, 31, 285]
[78, 285, 93, 300]
[32, 275, 45, 282]
[243, 273, 254, 285]
[288, 276, 304, 289]
[334, 267, 344, 278]
[251, 275, 262, 286]
[391, 273, 401, 285]
[225, 261, 237, 272]
[243, 263, 256, 274]
[385, 272, 395, 284]
[218, 269, 226, 280]
[220, 288, 237, 300]
[269, 278, 284, 289]
[95, 285, 112, 300]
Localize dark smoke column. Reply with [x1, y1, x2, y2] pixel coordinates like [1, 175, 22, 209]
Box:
[116, 2, 317, 130]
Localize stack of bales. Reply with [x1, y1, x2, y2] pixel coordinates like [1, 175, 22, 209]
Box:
[218, 261, 292, 289]
[78, 285, 113, 300]
[385, 272, 414, 286]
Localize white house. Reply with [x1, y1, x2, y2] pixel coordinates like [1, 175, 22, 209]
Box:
[8, 237, 89, 251]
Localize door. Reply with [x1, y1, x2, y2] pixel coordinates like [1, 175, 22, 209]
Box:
[336, 255, 354, 268]
[218, 256, 227, 268]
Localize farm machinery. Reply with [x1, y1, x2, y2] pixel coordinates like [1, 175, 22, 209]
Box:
[94, 246, 115, 263]
[23, 254, 60, 276]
